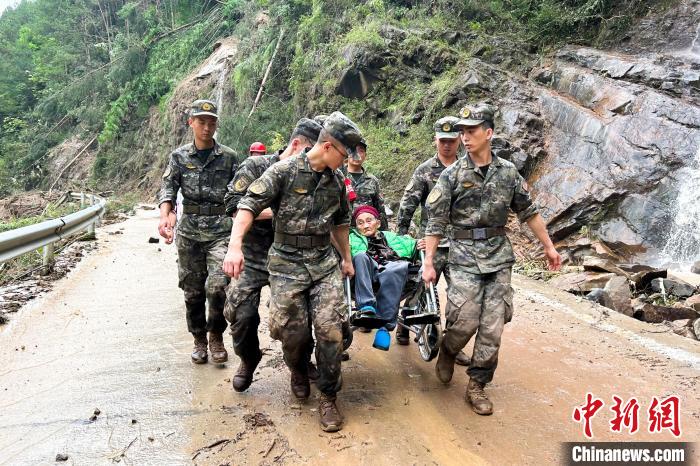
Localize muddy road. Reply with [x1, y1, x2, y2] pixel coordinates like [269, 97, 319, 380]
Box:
[1, 207, 698, 465]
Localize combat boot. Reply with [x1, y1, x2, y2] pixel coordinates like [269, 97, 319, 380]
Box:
[290, 368, 310, 400]
[466, 379, 493, 415]
[232, 352, 262, 392]
[191, 334, 208, 364]
[435, 347, 456, 383]
[455, 351, 471, 366]
[208, 332, 228, 363]
[319, 393, 344, 432]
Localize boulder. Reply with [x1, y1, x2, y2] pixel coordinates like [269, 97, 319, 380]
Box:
[685, 295, 700, 310]
[632, 269, 667, 290]
[602, 276, 634, 316]
[650, 278, 696, 298]
[582, 256, 630, 278]
[632, 303, 699, 323]
[694, 318, 700, 340]
[692, 261, 700, 274]
[585, 288, 608, 305]
[668, 270, 700, 289]
[549, 272, 616, 293]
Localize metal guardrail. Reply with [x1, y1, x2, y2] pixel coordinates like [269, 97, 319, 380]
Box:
[0, 192, 106, 266]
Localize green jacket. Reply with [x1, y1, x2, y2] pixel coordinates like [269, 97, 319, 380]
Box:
[350, 229, 417, 260]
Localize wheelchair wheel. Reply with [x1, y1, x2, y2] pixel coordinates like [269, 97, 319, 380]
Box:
[417, 320, 441, 361]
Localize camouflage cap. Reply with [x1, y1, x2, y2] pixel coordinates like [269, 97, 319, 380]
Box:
[314, 114, 329, 125]
[434, 116, 460, 139]
[293, 117, 323, 143]
[455, 103, 495, 128]
[358, 138, 367, 149]
[190, 99, 218, 119]
[323, 111, 363, 160]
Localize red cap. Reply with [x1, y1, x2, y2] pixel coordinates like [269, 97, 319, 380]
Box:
[353, 205, 379, 221]
[249, 142, 266, 154]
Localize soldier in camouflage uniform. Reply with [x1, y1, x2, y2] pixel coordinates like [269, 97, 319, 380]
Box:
[344, 139, 388, 230]
[159, 99, 243, 364]
[424, 103, 561, 415]
[222, 118, 322, 392]
[223, 112, 362, 432]
[395, 117, 469, 366]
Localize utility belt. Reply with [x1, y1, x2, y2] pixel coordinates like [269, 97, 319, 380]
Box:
[182, 204, 226, 215]
[274, 232, 331, 248]
[452, 226, 506, 240]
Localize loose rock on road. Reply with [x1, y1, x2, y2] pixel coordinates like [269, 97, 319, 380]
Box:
[1, 207, 698, 465]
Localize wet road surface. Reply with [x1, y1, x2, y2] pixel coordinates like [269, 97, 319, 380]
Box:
[1, 207, 698, 465]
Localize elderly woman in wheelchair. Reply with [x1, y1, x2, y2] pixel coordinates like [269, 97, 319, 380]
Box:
[345, 206, 441, 358]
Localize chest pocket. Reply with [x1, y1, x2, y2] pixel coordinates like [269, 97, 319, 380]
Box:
[180, 162, 203, 201]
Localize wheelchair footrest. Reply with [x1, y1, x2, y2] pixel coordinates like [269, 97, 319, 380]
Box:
[349, 313, 388, 329]
[403, 312, 440, 325]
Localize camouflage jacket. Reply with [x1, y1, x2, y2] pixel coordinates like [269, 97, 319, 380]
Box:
[397, 154, 452, 247]
[343, 167, 388, 230]
[159, 140, 242, 242]
[224, 153, 280, 271]
[237, 149, 351, 279]
[425, 153, 538, 274]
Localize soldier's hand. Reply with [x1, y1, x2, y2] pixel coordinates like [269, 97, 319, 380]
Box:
[422, 263, 437, 285]
[223, 248, 245, 278]
[416, 238, 426, 250]
[158, 216, 174, 244]
[544, 246, 562, 271]
[340, 259, 355, 278]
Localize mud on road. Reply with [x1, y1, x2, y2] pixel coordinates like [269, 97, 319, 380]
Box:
[0, 207, 698, 465]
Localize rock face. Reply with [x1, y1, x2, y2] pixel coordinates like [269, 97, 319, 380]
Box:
[692, 261, 700, 274]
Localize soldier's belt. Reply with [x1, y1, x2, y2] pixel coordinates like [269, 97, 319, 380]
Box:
[274, 232, 331, 248]
[182, 205, 226, 215]
[452, 226, 506, 240]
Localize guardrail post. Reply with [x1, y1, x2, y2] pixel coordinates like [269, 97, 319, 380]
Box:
[80, 193, 85, 209]
[41, 242, 54, 275]
[86, 195, 96, 239]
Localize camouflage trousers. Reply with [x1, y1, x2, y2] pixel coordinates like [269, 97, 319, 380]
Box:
[269, 266, 345, 396]
[442, 266, 514, 384]
[223, 265, 269, 363]
[176, 234, 230, 336]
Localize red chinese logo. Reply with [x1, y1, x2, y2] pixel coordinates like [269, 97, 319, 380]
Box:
[648, 395, 681, 437]
[573, 393, 605, 438]
[610, 396, 640, 434]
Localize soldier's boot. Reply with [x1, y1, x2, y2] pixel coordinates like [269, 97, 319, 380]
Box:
[191, 334, 208, 364]
[396, 326, 410, 346]
[308, 361, 319, 383]
[208, 332, 228, 363]
[435, 346, 456, 383]
[319, 393, 344, 432]
[290, 368, 310, 400]
[455, 351, 471, 366]
[466, 379, 493, 416]
[232, 351, 262, 392]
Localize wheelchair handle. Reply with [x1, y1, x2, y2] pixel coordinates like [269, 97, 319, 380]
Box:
[420, 250, 439, 314]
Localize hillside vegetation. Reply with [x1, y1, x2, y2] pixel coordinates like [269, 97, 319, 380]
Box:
[0, 0, 662, 200]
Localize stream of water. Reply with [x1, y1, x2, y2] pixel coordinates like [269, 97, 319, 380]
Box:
[660, 146, 700, 269]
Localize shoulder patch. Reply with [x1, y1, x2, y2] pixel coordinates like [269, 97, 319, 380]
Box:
[234, 177, 250, 192]
[427, 188, 442, 204]
[249, 179, 267, 195]
[405, 179, 416, 192]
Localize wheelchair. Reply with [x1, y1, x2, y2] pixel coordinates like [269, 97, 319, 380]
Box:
[343, 251, 442, 361]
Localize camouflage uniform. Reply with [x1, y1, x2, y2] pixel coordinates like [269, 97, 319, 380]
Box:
[344, 167, 388, 230]
[425, 153, 538, 383]
[222, 153, 279, 363]
[397, 154, 453, 284]
[237, 149, 351, 395]
[160, 139, 242, 336]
